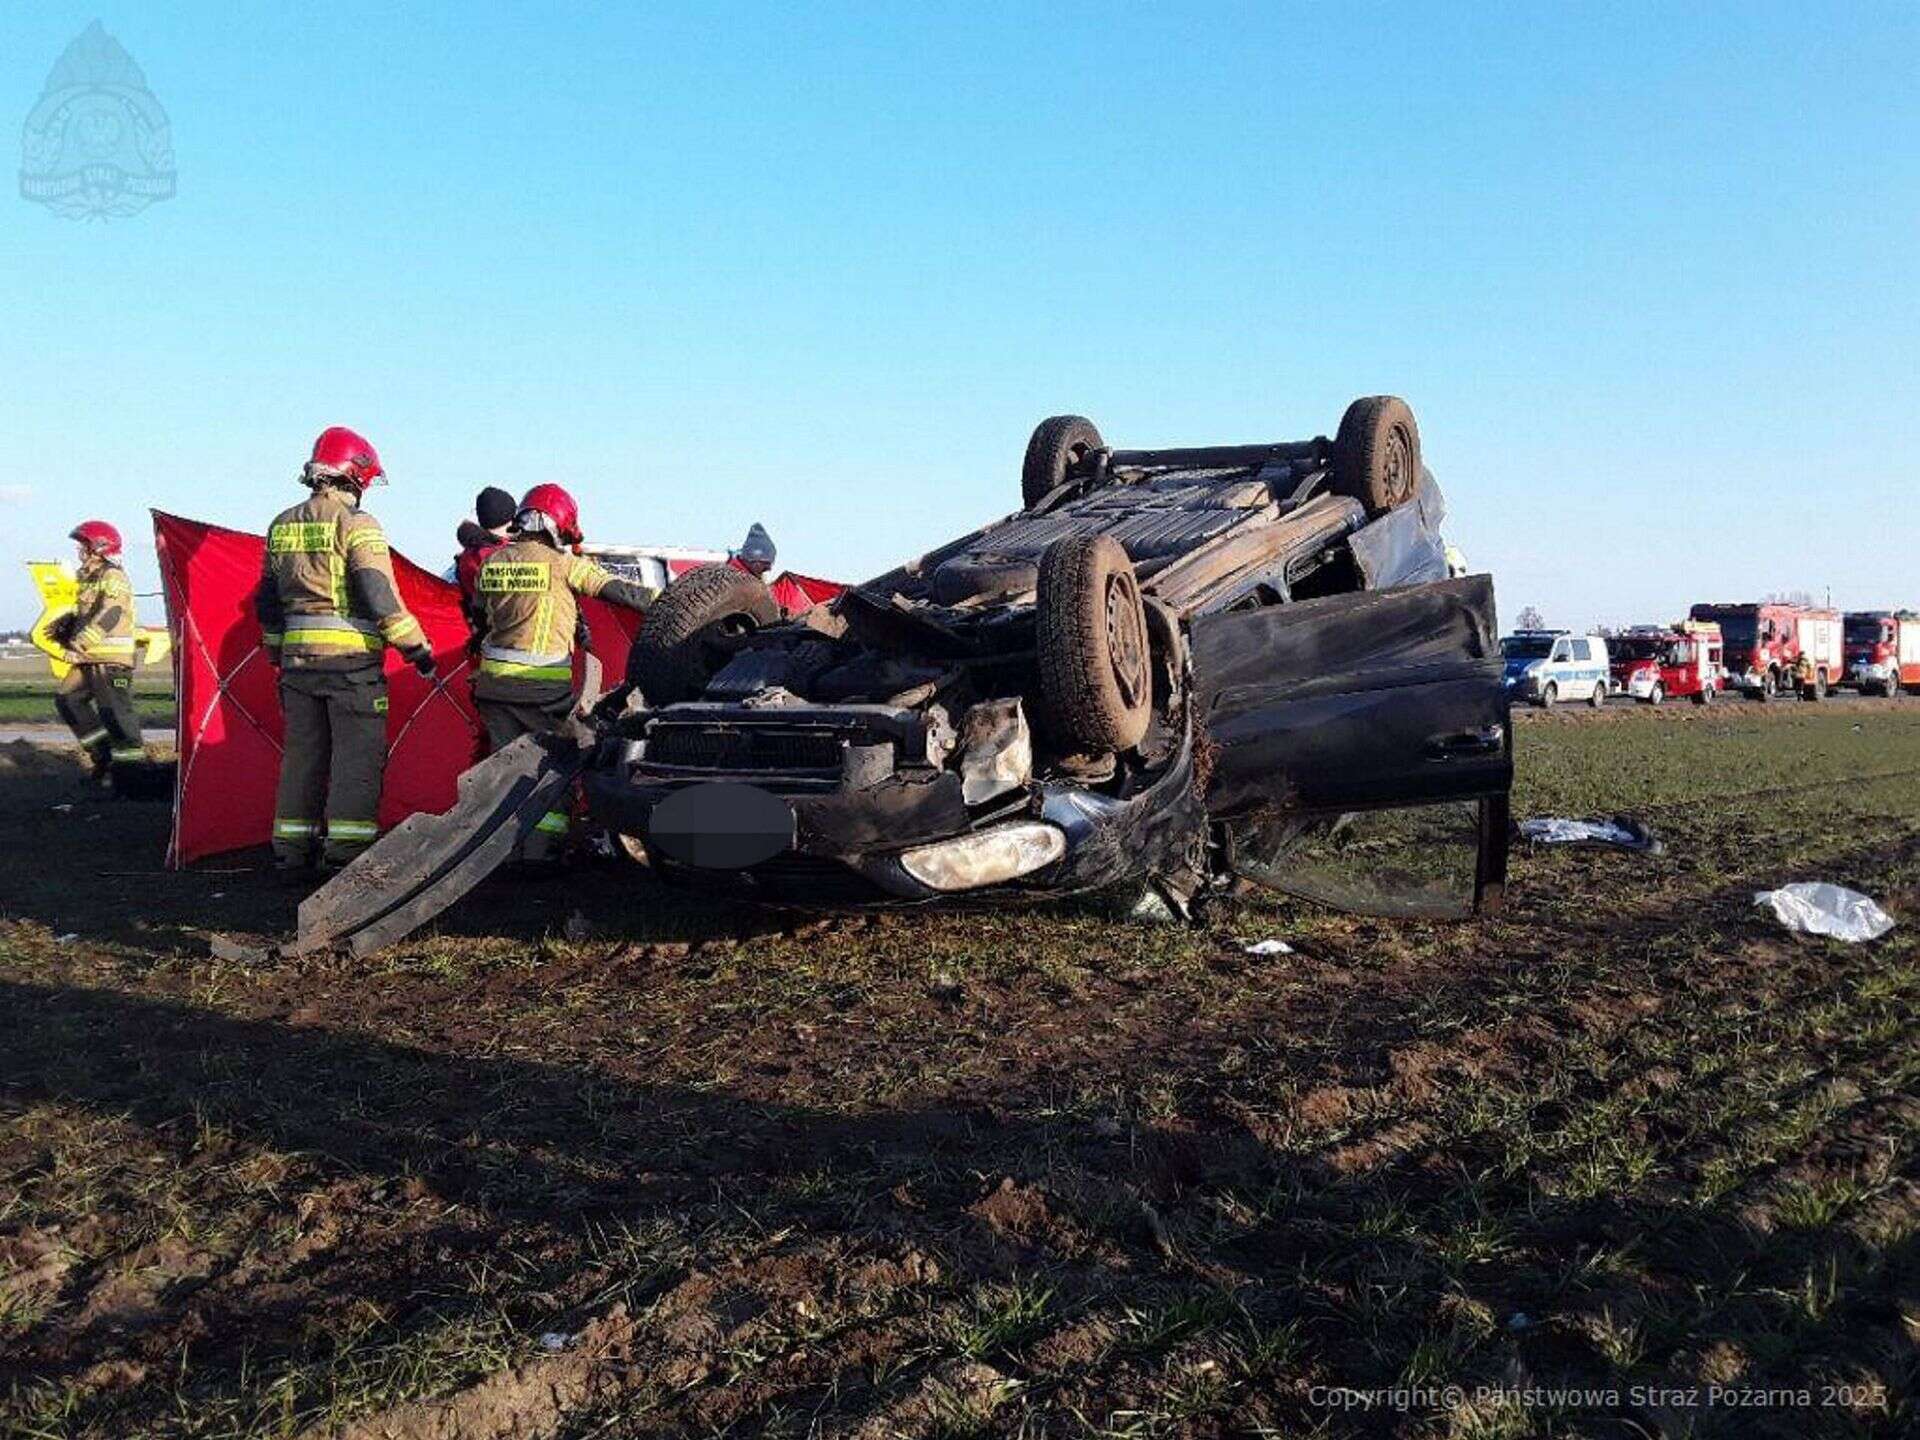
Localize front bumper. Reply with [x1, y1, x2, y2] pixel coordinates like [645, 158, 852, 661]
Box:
[1849, 662, 1893, 686]
[583, 720, 1202, 906]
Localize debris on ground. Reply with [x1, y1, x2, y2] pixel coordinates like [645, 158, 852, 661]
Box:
[1518, 815, 1664, 854]
[1241, 938, 1295, 956]
[1753, 882, 1896, 943]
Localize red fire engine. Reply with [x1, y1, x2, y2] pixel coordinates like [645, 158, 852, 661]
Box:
[1609, 622, 1725, 705]
[1844, 611, 1919, 697]
[1687, 602, 1843, 701]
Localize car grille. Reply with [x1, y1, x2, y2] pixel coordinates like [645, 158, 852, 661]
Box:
[647, 725, 845, 773]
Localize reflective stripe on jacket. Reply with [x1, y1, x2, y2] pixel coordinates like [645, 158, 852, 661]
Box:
[472, 538, 653, 698]
[71, 559, 138, 664]
[256, 486, 428, 671]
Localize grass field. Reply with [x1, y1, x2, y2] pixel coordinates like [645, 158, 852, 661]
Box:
[0, 655, 175, 727]
[1, 699, 1915, 1438]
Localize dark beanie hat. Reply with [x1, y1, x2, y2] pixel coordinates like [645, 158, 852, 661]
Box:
[475, 486, 517, 530]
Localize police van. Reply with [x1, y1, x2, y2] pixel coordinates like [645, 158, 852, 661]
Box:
[1501, 629, 1612, 708]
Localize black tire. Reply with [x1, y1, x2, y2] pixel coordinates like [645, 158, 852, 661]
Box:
[1693, 684, 1712, 706]
[1540, 682, 1557, 710]
[1022, 415, 1104, 510]
[1757, 671, 1776, 702]
[626, 564, 781, 704]
[1647, 682, 1664, 707]
[1590, 680, 1607, 709]
[1332, 395, 1422, 516]
[1036, 533, 1152, 753]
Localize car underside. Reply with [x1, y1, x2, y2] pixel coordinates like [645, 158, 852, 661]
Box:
[589, 396, 1513, 918]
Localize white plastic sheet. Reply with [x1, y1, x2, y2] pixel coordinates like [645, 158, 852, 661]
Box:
[1753, 883, 1896, 943]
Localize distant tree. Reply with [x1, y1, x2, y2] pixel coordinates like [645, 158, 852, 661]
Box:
[1515, 605, 1545, 631]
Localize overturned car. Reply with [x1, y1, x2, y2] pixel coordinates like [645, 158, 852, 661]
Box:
[593, 396, 1511, 919]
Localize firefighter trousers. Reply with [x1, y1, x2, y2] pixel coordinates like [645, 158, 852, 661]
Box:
[476, 692, 575, 862]
[274, 668, 388, 868]
[55, 664, 144, 772]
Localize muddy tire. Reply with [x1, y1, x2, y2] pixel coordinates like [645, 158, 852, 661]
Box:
[627, 564, 781, 704]
[1332, 395, 1422, 516]
[1036, 534, 1151, 753]
[1022, 415, 1104, 510]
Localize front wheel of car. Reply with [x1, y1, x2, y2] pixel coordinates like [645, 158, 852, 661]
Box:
[626, 564, 782, 705]
[1647, 683, 1663, 707]
[1036, 533, 1152, 754]
[1539, 682, 1557, 709]
[1332, 395, 1422, 517]
[1590, 681, 1607, 709]
[1022, 415, 1104, 510]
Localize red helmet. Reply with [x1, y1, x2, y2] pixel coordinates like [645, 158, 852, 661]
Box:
[305, 426, 384, 490]
[517, 483, 582, 545]
[70, 520, 123, 558]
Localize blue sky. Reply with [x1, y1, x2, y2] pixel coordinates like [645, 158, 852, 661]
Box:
[2, 2, 1915, 630]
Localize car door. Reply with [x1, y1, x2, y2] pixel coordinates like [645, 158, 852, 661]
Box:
[1188, 574, 1511, 917]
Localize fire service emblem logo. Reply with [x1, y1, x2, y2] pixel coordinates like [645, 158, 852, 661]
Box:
[20, 21, 176, 220]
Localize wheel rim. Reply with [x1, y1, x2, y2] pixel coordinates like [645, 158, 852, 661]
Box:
[1382, 424, 1415, 505]
[1104, 572, 1149, 709]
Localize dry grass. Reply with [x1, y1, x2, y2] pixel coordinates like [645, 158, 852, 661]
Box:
[1, 700, 1916, 1438]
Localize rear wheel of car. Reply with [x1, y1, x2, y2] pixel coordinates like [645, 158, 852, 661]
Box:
[1647, 682, 1663, 707]
[626, 564, 781, 705]
[1022, 415, 1104, 510]
[1036, 533, 1152, 753]
[1693, 683, 1713, 706]
[1540, 682, 1557, 709]
[1332, 395, 1422, 516]
[1590, 680, 1607, 709]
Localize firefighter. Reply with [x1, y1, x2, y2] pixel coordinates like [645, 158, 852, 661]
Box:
[471, 483, 655, 861]
[53, 521, 145, 783]
[454, 486, 518, 641]
[730, 521, 777, 578]
[256, 427, 435, 871]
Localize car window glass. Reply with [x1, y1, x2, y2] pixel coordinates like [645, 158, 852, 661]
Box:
[1228, 801, 1483, 920]
[1570, 640, 1590, 662]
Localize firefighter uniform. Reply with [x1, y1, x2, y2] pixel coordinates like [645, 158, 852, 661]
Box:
[472, 536, 653, 859]
[55, 557, 145, 775]
[256, 484, 431, 868]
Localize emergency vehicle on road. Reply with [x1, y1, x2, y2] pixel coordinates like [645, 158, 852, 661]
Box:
[1845, 611, 1919, 696]
[1608, 621, 1724, 705]
[1687, 602, 1843, 701]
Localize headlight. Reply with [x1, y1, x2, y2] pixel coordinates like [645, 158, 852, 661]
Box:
[899, 822, 1066, 891]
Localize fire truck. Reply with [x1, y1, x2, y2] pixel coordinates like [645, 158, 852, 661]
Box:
[1687, 602, 1843, 701]
[1608, 621, 1725, 705]
[1844, 611, 1920, 697]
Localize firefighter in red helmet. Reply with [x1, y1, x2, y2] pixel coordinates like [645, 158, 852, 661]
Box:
[470, 483, 655, 861]
[255, 427, 435, 870]
[53, 520, 146, 782]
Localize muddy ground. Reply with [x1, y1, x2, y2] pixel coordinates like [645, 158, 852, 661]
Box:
[2, 698, 1916, 1438]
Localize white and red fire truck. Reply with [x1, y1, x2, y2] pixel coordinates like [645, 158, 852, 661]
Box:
[1845, 611, 1919, 697]
[1608, 621, 1725, 705]
[1687, 602, 1843, 701]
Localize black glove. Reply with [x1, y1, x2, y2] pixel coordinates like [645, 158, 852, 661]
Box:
[411, 649, 437, 678]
